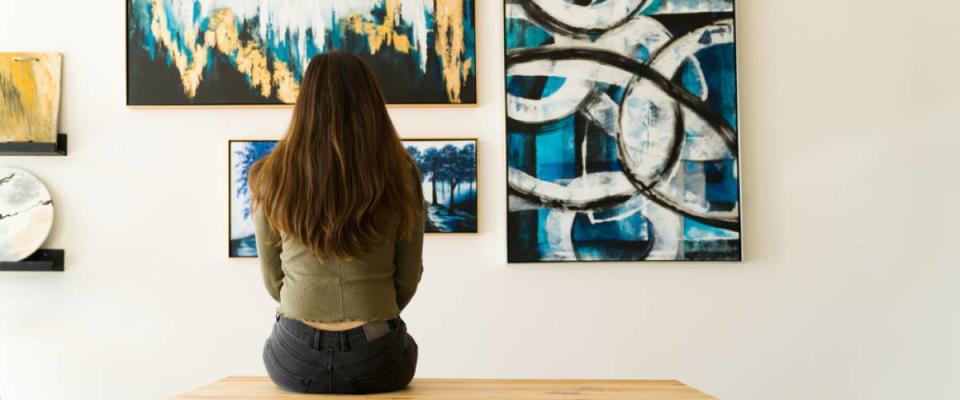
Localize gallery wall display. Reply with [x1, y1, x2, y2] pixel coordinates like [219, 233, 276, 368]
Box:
[127, 0, 477, 106]
[230, 138, 477, 258]
[0, 167, 55, 262]
[504, 0, 741, 262]
[0, 53, 62, 145]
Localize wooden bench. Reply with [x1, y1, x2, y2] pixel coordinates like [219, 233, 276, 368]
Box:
[172, 376, 717, 399]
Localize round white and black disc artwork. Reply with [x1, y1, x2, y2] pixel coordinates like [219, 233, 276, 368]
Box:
[0, 167, 54, 261]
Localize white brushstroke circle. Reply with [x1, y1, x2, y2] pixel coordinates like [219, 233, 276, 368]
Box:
[530, 0, 648, 31]
[0, 167, 54, 262]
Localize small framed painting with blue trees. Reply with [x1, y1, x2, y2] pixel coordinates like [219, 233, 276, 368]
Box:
[403, 139, 478, 234]
[229, 138, 478, 258]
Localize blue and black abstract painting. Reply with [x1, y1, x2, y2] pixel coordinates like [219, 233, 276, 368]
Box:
[128, 0, 476, 105]
[229, 140, 276, 257]
[505, 0, 741, 262]
[404, 139, 478, 233]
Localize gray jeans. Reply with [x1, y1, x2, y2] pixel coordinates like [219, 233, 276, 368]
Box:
[263, 315, 418, 394]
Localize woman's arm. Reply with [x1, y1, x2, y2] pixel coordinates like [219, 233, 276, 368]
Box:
[394, 213, 424, 311]
[254, 208, 284, 302]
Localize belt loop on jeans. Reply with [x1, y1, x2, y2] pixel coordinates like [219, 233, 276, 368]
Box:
[338, 331, 350, 352]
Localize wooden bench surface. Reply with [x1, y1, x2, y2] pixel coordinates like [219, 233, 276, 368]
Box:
[172, 376, 716, 399]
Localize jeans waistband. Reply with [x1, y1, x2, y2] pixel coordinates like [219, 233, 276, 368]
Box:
[276, 314, 401, 351]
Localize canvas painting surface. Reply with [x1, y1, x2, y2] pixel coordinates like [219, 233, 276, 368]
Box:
[0, 53, 62, 144]
[229, 140, 277, 257]
[128, 0, 476, 105]
[0, 167, 55, 262]
[505, 0, 741, 262]
[404, 139, 477, 233]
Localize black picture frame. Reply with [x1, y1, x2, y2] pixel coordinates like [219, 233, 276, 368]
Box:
[502, 0, 744, 263]
[125, 0, 479, 107]
[402, 138, 480, 235]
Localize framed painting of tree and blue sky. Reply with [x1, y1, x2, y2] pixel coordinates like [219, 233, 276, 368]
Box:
[504, 0, 742, 262]
[229, 138, 478, 258]
[127, 0, 476, 106]
[403, 139, 478, 234]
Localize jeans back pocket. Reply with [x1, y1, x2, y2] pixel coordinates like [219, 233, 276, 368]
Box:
[348, 335, 418, 394]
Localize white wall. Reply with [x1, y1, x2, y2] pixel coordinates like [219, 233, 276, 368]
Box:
[1, 0, 958, 399]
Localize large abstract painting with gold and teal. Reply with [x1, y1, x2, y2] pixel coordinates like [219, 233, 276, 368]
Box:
[127, 0, 476, 105]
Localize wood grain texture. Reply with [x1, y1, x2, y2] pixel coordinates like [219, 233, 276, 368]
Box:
[172, 376, 717, 399]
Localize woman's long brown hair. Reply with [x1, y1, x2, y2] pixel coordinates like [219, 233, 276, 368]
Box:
[249, 51, 424, 260]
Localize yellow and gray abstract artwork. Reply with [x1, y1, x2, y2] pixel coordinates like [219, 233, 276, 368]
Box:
[0, 53, 63, 144]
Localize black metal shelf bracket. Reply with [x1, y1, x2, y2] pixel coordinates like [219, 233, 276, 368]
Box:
[0, 133, 68, 156]
[0, 249, 65, 271]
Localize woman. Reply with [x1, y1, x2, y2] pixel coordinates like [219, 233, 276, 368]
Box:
[249, 51, 424, 394]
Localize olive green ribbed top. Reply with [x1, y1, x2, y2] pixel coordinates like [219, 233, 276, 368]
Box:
[255, 206, 424, 323]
